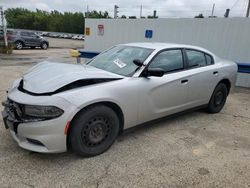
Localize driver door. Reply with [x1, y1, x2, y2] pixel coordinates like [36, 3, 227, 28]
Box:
[137, 49, 190, 124]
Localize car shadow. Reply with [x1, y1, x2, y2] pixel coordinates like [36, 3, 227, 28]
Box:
[119, 107, 207, 141]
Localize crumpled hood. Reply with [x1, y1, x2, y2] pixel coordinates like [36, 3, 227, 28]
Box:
[21, 61, 123, 94]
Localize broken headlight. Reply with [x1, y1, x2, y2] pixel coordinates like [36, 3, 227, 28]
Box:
[22, 105, 64, 119]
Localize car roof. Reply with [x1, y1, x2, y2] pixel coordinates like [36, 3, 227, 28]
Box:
[122, 42, 214, 55]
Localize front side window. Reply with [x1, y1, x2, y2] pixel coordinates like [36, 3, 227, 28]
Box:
[186, 50, 206, 68]
[148, 49, 184, 73]
[88, 46, 153, 76]
[30, 32, 38, 37]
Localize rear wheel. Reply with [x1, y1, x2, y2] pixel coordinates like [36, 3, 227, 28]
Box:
[41, 42, 48, 49]
[15, 41, 23, 50]
[69, 105, 120, 157]
[207, 83, 228, 113]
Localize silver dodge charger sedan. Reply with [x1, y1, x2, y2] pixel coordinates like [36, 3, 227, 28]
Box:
[2, 43, 237, 157]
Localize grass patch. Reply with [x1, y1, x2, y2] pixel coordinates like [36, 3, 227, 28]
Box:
[0, 44, 14, 54]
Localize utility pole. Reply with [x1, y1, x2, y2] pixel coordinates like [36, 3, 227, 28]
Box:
[140, 5, 142, 18]
[86, 5, 89, 18]
[0, 6, 8, 47]
[211, 3, 215, 17]
[246, 0, 250, 17]
[114, 5, 119, 19]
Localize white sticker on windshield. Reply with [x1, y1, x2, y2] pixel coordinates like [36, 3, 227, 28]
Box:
[113, 59, 126, 68]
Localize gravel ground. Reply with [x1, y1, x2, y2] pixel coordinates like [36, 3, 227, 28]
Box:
[0, 41, 250, 188]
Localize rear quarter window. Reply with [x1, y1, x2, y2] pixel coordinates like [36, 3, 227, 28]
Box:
[186, 50, 206, 68]
[205, 54, 214, 65]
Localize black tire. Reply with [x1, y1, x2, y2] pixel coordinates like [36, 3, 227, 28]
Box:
[69, 105, 120, 157]
[41, 42, 48, 49]
[207, 83, 228, 113]
[15, 41, 23, 50]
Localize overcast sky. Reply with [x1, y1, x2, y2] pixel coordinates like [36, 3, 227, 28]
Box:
[1, 0, 248, 18]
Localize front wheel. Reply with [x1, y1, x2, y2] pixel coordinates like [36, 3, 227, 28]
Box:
[207, 83, 228, 113]
[41, 42, 48, 49]
[69, 105, 120, 157]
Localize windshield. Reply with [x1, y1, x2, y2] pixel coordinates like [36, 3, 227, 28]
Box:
[88, 45, 153, 76]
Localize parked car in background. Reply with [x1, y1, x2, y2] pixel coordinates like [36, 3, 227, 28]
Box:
[41, 32, 49, 36]
[72, 35, 78, 40]
[76, 35, 84, 40]
[7, 30, 49, 49]
[2, 43, 237, 157]
[63, 34, 69, 39]
[80, 35, 85, 40]
[0, 29, 15, 45]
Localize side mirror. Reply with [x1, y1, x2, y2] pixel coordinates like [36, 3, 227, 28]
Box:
[145, 68, 164, 77]
[133, 59, 144, 67]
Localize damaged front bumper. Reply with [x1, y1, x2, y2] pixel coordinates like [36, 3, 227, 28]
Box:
[1, 88, 78, 153]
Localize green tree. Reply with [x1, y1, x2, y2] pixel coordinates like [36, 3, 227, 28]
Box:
[86, 10, 111, 18]
[195, 13, 204, 18]
[147, 15, 158, 19]
[4, 8, 109, 34]
[129, 16, 136, 19]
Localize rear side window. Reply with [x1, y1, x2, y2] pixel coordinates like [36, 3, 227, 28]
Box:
[186, 50, 206, 68]
[20, 31, 29, 36]
[205, 54, 213, 65]
[148, 49, 184, 73]
[7, 30, 17, 35]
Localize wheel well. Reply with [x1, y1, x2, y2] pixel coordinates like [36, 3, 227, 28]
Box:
[66, 102, 124, 149]
[42, 41, 48, 45]
[218, 79, 231, 95]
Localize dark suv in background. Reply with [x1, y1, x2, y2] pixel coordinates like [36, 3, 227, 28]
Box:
[8, 30, 49, 50]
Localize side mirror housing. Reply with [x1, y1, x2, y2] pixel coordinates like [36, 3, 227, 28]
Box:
[144, 68, 164, 77]
[133, 59, 144, 67]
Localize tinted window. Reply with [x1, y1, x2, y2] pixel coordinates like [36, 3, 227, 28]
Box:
[20, 31, 29, 36]
[205, 54, 213, 65]
[7, 30, 17, 35]
[30, 32, 37, 37]
[186, 50, 206, 68]
[148, 50, 184, 72]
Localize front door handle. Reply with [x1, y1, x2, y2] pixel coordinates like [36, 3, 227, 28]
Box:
[181, 79, 188, 84]
[213, 71, 218, 75]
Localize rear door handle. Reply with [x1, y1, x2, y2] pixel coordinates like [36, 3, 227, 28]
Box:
[213, 71, 218, 75]
[181, 79, 188, 84]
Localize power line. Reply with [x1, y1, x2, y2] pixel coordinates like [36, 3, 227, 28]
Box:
[240, 0, 248, 16]
[231, 0, 241, 9]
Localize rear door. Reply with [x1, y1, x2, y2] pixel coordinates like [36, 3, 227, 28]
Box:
[183, 49, 218, 107]
[27, 32, 40, 46]
[20, 31, 32, 46]
[137, 49, 190, 123]
[20, 31, 38, 46]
